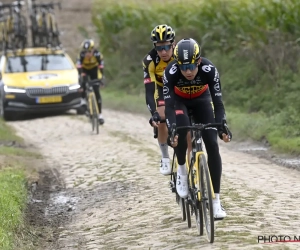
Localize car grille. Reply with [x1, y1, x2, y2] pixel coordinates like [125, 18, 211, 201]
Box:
[26, 86, 69, 97]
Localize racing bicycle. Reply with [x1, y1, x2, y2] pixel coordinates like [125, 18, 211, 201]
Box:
[82, 75, 103, 134]
[170, 113, 230, 243]
[0, 0, 27, 50]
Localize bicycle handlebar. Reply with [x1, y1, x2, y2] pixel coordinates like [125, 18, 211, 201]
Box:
[153, 119, 166, 138]
[86, 79, 104, 87]
[170, 118, 231, 143]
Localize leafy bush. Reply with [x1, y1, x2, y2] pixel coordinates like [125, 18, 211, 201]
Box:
[93, 0, 300, 153]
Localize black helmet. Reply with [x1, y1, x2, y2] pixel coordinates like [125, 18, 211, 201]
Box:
[150, 24, 175, 44]
[174, 38, 201, 64]
[81, 39, 95, 51]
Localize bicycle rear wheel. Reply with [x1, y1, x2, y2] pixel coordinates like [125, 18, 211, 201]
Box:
[199, 153, 214, 243]
[87, 92, 94, 132]
[91, 94, 99, 134]
[195, 200, 204, 235]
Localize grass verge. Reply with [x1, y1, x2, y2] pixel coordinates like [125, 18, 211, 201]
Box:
[102, 88, 148, 115]
[0, 167, 27, 250]
[0, 118, 38, 250]
[0, 120, 23, 144]
[102, 88, 300, 155]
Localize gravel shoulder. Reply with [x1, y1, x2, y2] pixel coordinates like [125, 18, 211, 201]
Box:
[9, 110, 300, 250]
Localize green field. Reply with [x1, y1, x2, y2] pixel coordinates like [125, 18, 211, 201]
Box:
[94, 0, 300, 154]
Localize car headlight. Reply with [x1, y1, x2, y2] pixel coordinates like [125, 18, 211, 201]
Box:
[4, 85, 26, 93]
[69, 83, 81, 90]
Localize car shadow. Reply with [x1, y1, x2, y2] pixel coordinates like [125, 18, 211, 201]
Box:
[9, 110, 78, 122]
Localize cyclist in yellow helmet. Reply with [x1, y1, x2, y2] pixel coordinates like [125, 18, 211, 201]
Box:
[142, 24, 176, 175]
[76, 39, 105, 125]
[163, 38, 232, 219]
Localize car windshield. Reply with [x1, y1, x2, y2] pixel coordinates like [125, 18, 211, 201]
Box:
[5, 54, 74, 73]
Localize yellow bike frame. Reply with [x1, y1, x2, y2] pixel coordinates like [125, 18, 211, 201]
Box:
[87, 89, 99, 116]
[187, 151, 215, 201]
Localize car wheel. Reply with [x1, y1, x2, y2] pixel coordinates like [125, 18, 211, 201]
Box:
[76, 106, 86, 115]
[0, 96, 13, 121]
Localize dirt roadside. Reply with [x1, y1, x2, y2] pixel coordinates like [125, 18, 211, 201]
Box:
[9, 110, 300, 250]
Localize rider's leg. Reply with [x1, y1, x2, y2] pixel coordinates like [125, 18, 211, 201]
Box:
[155, 85, 171, 175]
[96, 68, 103, 115]
[92, 85, 103, 112]
[90, 67, 104, 124]
[156, 102, 170, 175]
[172, 103, 190, 198]
[157, 105, 168, 153]
[192, 98, 226, 219]
[187, 131, 192, 164]
[80, 69, 88, 105]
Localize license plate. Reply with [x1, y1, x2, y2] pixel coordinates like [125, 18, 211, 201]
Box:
[36, 96, 62, 104]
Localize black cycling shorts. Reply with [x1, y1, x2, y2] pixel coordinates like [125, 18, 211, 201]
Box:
[173, 97, 222, 193]
[155, 85, 165, 108]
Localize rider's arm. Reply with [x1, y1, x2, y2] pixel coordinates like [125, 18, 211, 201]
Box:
[143, 55, 157, 115]
[95, 50, 104, 74]
[163, 63, 177, 134]
[76, 51, 84, 75]
[206, 65, 226, 123]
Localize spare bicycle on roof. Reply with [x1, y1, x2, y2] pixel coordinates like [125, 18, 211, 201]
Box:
[0, 0, 63, 55]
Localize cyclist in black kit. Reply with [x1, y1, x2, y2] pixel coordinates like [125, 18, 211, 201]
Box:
[163, 38, 232, 219]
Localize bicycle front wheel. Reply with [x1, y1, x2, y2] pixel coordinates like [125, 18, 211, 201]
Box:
[174, 157, 186, 222]
[185, 198, 192, 228]
[194, 156, 204, 236]
[199, 153, 214, 243]
[179, 195, 186, 222]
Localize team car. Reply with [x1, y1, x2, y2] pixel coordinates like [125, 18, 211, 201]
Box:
[0, 47, 82, 120]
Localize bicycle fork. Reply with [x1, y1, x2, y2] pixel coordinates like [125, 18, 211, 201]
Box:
[194, 152, 216, 200]
[169, 151, 176, 193]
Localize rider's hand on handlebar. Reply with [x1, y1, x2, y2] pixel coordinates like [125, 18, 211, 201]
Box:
[170, 134, 178, 147]
[219, 120, 232, 142]
[149, 111, 161, 128]
[222, 133, 231, 143]
[167, 123, 178, 147]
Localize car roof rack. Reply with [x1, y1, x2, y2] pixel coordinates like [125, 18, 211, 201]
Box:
[2, 43, 65, 55]
[1, 0, 64, 56]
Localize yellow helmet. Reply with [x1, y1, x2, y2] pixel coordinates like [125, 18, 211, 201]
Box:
[81, 39, 95, 51]
[150, 24, 175, 44]
[174, 38, 201, 64]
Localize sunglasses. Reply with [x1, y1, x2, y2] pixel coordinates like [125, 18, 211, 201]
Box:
[178, 63, 198, 71]
[155, 44, 172, 51]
